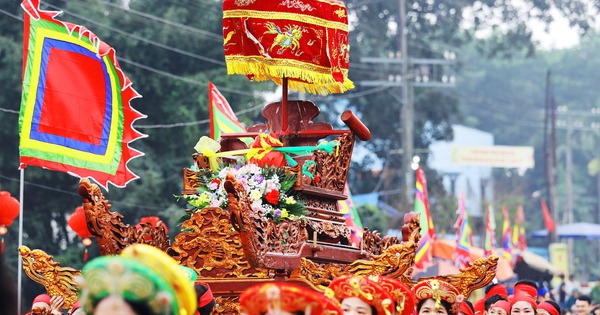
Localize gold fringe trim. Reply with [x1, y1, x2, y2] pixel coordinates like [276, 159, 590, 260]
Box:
[225, 59, 354, 95]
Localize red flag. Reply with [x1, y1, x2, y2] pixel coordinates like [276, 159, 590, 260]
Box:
[540, 199, 556, 232]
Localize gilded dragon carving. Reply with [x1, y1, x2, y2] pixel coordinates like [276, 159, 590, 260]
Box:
[78, 179, 170, 255]
[288, 227, 420, 291]
[170, 207, 268, 279]
[419, 255, 499, 298]
[19, 246, 80, 309]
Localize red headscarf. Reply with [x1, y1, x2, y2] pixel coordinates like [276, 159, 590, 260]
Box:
[474, 299, 485, 315]
[32, 294, 52, 305]
[490, 300, 511, 314]
[513, 283, 537, 300]
[460, 302, 475, 315]
[510, 292, 537, 310]
[485, 284, 508, 300]
[538, 301, 560, 315]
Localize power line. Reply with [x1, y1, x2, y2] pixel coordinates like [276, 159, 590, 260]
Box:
[84, 0, 223, 42]
[0, 174, 166, 210]
[0, 8, 23, 21]
[41, 1, 226, 66]
[136, 103, 264, 129]
[116, 57, 255, 97]
[0, 107, 19, 114]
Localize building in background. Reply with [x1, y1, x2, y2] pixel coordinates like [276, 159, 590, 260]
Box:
[428, 125, 494, 217]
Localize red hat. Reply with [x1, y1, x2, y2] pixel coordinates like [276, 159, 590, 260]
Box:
[326, 275, 395, 315]
[460, 302, 474, 315]
[474, 299, 485, 315]
[240, 282, 343, 315]
[370, 276, 415, 315]
[538, 301, 560, 315]
[485, 284, 508, 299]
[510, 292, 537, 310]
[32, 294, 52, 305]
[490, 300, 510, 314]
[413, 279, 463, 315]
[513, 282, 537, 299]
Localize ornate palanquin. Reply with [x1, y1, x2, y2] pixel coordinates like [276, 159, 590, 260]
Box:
[19, 0, 500, 313]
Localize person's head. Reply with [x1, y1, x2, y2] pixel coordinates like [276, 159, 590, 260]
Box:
[590, 306, 600, 315]
[240, 282, 343, 315]
[413, 279, 463, 315]
[459, 300, 475, 315]
[68, 301, 85, 315]
[341, 297, 378, 315]
[485, 295, 507, 312]
[486, 284, 509, 300]
[574, 295, 592, 315]
[571, 289, 580, 298]
[369, 276, 415, 315]
[31, 294, 52, 312]
[537, 300, 561, 315]
[510, 292, 536, 315]
[513, 280, 538, 300]
[418, 299, 452, 315]
[474, 300, 485, 315]
[326, 276, 394, 315]
[195, 282, 215, 315]
[78, 244, 197, 315]
[489, 300, 510, 315]
[537, 286, 549, 302]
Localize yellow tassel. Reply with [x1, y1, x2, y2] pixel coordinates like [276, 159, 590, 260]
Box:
[225, 57, 354, 95]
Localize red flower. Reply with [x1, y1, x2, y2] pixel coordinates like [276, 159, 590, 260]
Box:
[211, 178, 221, 186]
[265, 189, 280, 205]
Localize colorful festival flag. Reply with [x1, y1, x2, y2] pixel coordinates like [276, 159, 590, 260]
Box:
[19, 0, 146, 189]
[209, 82, 246, 140]
[512, 205, 527, 251]
[414, 166, 435, 270]
[337, 182, 363, 247]
[483, 203, 497, 256]
[501, 205, 513, 262]
[540, 199, 556, 232]
[454, 194, 473, 267]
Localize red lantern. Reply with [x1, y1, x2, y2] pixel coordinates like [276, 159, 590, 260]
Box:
[0, 191, 20, 254]
[68, 206, 94, 261]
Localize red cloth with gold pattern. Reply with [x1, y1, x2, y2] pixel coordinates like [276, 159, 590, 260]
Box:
[239, 282, 343, 315]
[325, 275, 395, 315]
[223, 0, 354, 94]
[413, 279, 463, 315]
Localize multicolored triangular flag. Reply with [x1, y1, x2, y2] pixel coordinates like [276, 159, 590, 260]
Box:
[454, 194, 473, 267]
[483, 203, 497, 256]
[337, 182, 363, 247]
[19, 0, 146, 189]
[208, 82, 246, 140]
[414, 166, 435, 270]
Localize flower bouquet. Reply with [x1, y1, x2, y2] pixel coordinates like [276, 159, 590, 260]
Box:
[180, 163, 307, 225]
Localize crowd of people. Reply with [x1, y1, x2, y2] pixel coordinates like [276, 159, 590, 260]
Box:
[3, 245, 600, 315]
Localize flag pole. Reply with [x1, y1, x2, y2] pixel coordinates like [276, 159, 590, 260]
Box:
[17, 166, 24, 315]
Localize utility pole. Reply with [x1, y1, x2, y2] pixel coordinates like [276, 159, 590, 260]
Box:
[565, 111, 574, 225]
[544, 70, 559, 243]
[359, 0, 455, 209]
[399, 0, 413, 204]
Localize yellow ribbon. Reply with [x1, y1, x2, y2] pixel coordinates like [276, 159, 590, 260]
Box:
[194, 136, 250, 171]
